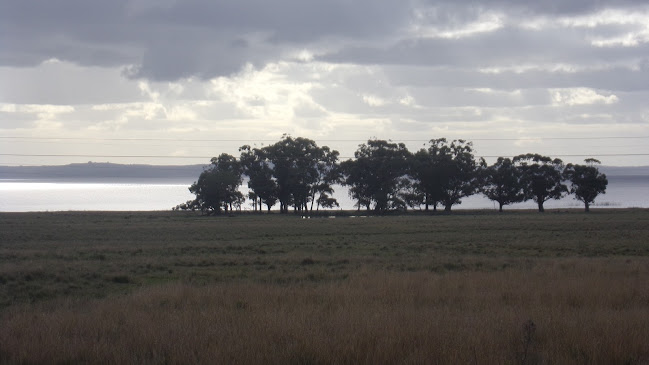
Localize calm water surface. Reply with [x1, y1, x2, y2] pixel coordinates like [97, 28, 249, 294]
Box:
[0, 181, 195, 212]
[1, 176, 647, 212]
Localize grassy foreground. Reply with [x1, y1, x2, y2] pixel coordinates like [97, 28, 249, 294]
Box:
[1, 210, 649, 364]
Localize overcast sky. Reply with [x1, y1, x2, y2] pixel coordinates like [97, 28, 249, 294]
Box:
[1, 0, 648, 166]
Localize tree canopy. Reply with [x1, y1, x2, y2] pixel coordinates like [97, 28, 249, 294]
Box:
[564, 159, 608, 212]
[181, 136, 608, 214]
[480, 157, 525, 212]
[239, 145, 277, 211]
[513, 153, 567, 212]
[412, 139, 483, 212]
[342, 139, 410, 213]
[188, 153, 244, 214]
[254, 135, 339, 214]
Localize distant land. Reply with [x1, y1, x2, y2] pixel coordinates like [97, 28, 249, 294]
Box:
[0, 162, 648, 182]
[0, 162, 206, 182]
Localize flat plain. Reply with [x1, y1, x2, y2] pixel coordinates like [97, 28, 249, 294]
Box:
[1, 210, 648, 364]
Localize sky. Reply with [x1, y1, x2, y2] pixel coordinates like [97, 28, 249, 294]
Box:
[1, 0, 649, 167]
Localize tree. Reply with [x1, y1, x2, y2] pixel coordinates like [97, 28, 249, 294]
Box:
[564, 158, 608, 212]
[172, 199, 200, 212]
[316, 193, 340, 210]
[239, 145, 278, 211]
[397, 177, 424, 211]
[308, 146, 341, 212]
[340, 158, 372, 211]
[411, 149, 443, 211]
[513, 153, 567, 212]
[342, 139, 410, 213]
[412, 139, 483, 212]
[480, 157, 525, 212]
[261, 136, 338, 213]
[189, 153, 243, 215]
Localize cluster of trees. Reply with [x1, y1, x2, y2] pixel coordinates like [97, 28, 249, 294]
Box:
[175, 135, 608, 214]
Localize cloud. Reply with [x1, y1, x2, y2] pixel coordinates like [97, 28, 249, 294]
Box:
[383, 63, 649, 92]
[0, 0, 410, 80]
[362, 95, 387, 107]
[551, 88, 619, 106]
[2, 1, 649, 167]
[3, 1, 647, 81]
[0, 62, 144, 105]
[208, 63, 325, 120]
[0, 103, 75, 119]
[421, 0, 648, 16]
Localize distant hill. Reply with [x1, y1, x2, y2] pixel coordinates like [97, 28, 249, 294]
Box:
[0, 162, 207, 182]
[599, 165, 649, 177]
[0, 162, 647, 182]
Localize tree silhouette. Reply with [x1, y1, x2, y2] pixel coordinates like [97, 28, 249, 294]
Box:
[480, 157, 525, 212]
[411, 148, 444, 211]
[564, 158, 608, 212]
[340, 159, 371, 211]
[397, 178, 425, 211]
[177, 135, 618, 214]
[239, 145, 278, 211]
[189, 153, 243, 214]
[413, 139, 483, 212]
[343, 139, 410, 213]
[316, 193, 340, 210]
[261, 136, 338, 213]
[513, 154, 567, 212]
[308, 146, 341, 212]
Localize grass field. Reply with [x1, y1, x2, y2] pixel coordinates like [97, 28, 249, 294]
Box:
[1, 210, 649, 364]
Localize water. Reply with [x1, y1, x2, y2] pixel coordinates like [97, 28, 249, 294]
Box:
[1, 176, 647, 212]
[0, 181, 195, 212]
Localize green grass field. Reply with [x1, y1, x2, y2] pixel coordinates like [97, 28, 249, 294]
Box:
[1, 210, 649, 364]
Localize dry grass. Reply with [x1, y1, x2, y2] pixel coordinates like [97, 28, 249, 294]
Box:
[2, 259, 649, 364]
[1, 210, 649, 363]
[2, 210, 649, 307]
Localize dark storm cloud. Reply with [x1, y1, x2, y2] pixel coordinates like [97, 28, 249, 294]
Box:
[418, 0, 647, 16]
[0, 0, 410, 80]
[490, 0, 645, 14]
[1, 0, 647, 81]
[382, 64, 649, 92]
[322, 25, 649, 68]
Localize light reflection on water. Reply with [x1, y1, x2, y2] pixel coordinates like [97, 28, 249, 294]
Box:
[1, 176, 647, 212]
[0, 182, 195, 212]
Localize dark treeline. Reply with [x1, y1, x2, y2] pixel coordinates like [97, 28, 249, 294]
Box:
[174, 135, 608, 214]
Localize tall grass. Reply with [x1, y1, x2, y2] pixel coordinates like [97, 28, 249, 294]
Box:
[3, 210, 649, 307]
[2, 259, 648, 364]
[2, 210, 649, 363]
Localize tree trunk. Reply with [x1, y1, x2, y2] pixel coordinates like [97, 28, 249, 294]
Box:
[499, 202, 504, 212]
[585, 201, 590, 212]
[537, 201, 545, 212]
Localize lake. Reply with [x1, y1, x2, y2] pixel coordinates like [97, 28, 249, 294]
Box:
[0, 176, 647, 212]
